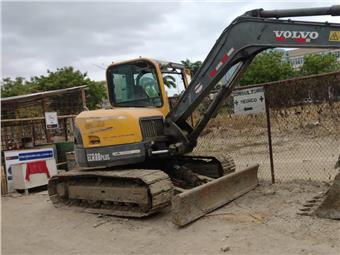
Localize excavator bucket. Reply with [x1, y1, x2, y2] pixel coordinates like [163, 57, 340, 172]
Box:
[314, 172, 340, 219]
[171, 164, 259, 226]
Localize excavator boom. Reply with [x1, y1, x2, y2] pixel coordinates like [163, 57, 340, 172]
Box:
[165, 6, 340, 151]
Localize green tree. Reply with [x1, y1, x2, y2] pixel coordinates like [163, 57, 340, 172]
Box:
[1, 67, 107, 109]
[240, 51, 295, 86]
[31, 67, 107, 109]
[299, 53, 340, 76]
[181, 59, 202, 76]
[1, 77, 32, 97]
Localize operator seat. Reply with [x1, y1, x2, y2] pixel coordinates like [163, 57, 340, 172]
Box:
[134, 85, 149, 99]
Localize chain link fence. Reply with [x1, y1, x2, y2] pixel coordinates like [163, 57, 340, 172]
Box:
[2, 74, 338, 182]
[193, 71, 340, 182]
[1, 87, 85, 150]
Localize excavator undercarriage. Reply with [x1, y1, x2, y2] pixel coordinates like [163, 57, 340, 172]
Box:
[49, 155, 259, 226]
[49, 169, 173, 218]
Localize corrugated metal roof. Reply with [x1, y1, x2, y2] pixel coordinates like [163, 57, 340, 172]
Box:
[1, 85, 87, 105]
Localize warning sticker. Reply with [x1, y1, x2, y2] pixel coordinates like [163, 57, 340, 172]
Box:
[329, 31, 340, 42]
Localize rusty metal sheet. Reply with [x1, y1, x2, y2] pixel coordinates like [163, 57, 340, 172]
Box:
[171, 164, 259, 226]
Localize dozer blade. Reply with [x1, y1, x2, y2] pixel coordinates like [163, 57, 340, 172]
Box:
[171, 164, 259, 226]
[314, 172, 340, 220]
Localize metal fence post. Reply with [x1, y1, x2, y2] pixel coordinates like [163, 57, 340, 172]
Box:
[265, 87, 275, 183]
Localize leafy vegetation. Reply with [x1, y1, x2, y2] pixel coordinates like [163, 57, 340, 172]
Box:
[181, 51, 340, 86]
[2, 52, 339, 109]
[299, 53, 340, 76]
[1, 67, 107, 109]
[1, 77, 31, 97]
[181, 59, 202, 76]
[240, 51, 295, 85]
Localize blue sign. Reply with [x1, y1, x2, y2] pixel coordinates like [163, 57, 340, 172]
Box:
[18, 150, 53, 161]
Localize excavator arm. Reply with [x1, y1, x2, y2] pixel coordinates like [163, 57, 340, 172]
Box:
[165, 6, 340, 153]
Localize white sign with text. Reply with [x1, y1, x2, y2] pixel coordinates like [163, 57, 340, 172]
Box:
[45, 112, 59, 129]
[233, 87, 265, 115]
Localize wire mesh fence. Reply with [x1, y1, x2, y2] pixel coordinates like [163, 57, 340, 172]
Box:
[269, 102, 339, 181]
[2, 73, 338, 182]
[1, 87, 85, 150]
[193, 71, 340, 182]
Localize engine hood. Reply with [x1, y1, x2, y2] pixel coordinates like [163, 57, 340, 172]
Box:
[75, 108, 164, 148]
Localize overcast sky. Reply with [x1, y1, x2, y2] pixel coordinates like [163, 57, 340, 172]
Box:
[2, 0, 340, 81]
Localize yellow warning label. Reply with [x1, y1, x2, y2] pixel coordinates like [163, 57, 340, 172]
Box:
[329, 31, 340, 42]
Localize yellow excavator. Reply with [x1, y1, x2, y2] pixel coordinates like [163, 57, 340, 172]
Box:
[49, 6, 340, 226]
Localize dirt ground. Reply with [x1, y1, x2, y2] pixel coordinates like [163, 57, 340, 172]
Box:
[195, 127, 339, 182]
[2, 181, 340, 255]
[194, 101, 340, 182]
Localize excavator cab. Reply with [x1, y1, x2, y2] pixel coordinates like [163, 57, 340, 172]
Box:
[107, 60, 164, 109]
[106, 58, 189, 112]
[73, 58, 191, 169]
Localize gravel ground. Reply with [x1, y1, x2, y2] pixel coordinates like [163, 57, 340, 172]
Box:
[2, 180, 340, 255]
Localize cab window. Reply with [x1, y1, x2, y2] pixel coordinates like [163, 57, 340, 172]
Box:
[107, 61, 162, 107]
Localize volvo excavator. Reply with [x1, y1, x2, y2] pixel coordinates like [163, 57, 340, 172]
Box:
[48, 6, 340, 226]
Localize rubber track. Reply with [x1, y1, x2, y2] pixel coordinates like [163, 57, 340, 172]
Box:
[48, 169, 173, 217]
[213, 154, 236, 175]
[189, 152, 236, 175]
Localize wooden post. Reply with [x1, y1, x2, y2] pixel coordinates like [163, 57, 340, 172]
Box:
[81, 89, 87, 110]
[71, 117, 75, 135]
[2, 124, 8, 150]
[41, 99, 51, 144]
[64, 118, 68, 142]
[32, 120, 36, 147]
[15, 108, 21, 149]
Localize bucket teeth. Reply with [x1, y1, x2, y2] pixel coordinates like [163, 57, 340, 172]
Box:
[297, 212, 312, 216]
[314, 172, 340, 220]
[298, 173, 340, 219]
[299, 208, 312, 212]
[307, 199, 318, 203]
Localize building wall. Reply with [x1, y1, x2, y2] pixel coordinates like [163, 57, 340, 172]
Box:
[286, 48, 340, 69]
